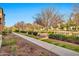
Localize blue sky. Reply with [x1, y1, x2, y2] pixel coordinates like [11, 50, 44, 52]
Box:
[0, 3, 74, 26]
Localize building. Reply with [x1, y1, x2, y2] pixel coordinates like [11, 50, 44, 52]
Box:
[0, 8, 5, 32]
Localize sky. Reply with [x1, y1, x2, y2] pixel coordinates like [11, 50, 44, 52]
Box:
[0, 3, 74, 26]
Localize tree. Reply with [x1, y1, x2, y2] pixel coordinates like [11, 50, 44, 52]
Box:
[72, 4, 79, 25]
[34, 8, 63, 29]
[66, 4, 79, 31]
[14, 21, 26, 31]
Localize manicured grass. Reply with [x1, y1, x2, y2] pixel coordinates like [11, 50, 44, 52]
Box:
[41, 39, 79, 52]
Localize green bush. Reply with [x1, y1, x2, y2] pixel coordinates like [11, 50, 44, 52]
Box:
[28, 31, 32, 34]
[14, 30, 19, 32]
[67, 35, 79, 44]
[2, 30, 12, 35]
[48, 34, 67, 41]
[2, 31, 7, 35]
[48, 32, 54, 34]
[28, 31, 38, 36]
[32, 32, 38, 36]
[20, 31, 27, 33]
[48, 33, 79, 44]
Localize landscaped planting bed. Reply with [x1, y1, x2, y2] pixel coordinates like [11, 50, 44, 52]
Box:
[0, 33, 57, 56]
[48, 33, 79, 44]
[19, 32, 79, 52]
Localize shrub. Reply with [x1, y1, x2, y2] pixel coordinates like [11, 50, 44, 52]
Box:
[2, 31, 7, 35]
[48, 34, 67, 41]
[27, 31, 38, 36]
[14, 30, 19, 32]
[67, 35, 79, 44]
[48, 33, 79, 44]
[48, 32, 54, 34]
[33, 32, 38, 36]
[28, 31, 32, 34]
[20, 31, 27, 33]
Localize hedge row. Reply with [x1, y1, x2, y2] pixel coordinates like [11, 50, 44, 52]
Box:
[48, 33, 79, 44]
[14, 30, 38, 36]
[2, 30, 12, 35]
[28, 31, 38, 36]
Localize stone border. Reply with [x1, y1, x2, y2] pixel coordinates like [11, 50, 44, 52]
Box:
[13, 32, 79, 56]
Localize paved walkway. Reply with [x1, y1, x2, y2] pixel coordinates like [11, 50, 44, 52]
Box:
[13, 32, 79, 56]
[0, 35, 2, 48]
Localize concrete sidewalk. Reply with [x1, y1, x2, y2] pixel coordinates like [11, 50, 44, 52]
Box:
[13, 32, 79, 56]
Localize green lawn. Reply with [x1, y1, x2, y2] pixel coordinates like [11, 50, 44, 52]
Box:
[41, 39, 79, 52]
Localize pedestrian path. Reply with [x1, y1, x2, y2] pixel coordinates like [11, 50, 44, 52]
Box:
[13, 32, 79, 56]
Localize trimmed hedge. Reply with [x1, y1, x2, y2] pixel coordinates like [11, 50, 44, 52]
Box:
[28, 31, 38, 36]
[15, 30, 38, 36]
[2, 31, 7, 35]
[28, 31, 33, 34]
[14, 30, 19, 32]
[2, 30, 12, 35]
[32, 32, 38, 36]
[48, 33, 79, 44]
[20, 31, 27, 33]
[67, 35, 79, 44]
[49, 34, 67, 41]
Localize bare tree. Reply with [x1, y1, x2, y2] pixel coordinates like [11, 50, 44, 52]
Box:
[72, 4, 79, 25]
[34, 8, 63, 29]
[66, 4, 79, 31]
[14, 21, 25, 31]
